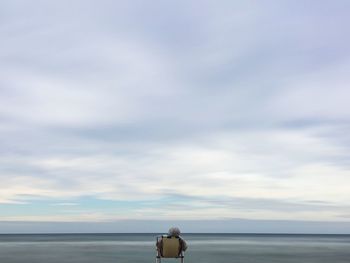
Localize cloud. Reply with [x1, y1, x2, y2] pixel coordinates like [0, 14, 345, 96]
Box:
[1, 128, 350, 222]
[0, 0, 350, 228]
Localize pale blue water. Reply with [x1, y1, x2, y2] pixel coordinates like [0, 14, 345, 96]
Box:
[0, 234, 349, 263]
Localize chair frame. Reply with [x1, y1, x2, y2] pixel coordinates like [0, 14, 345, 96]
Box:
[156, 236, 184, 263]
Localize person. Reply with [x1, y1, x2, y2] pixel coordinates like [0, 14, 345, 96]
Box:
[156, 227, 188, 256]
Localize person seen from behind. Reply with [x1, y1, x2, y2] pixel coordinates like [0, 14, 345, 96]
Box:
[156, 227, 188, 255]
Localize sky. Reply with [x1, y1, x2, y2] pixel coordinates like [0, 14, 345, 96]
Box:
[1, 0, 350, 233]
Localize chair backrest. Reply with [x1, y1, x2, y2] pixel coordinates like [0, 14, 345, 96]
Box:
[161, 236, 181, 258]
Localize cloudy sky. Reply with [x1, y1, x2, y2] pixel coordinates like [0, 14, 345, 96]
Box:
[1, 0, 350, 233]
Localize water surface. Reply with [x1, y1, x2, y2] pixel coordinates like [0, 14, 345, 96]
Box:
[0, 233, 349, 263]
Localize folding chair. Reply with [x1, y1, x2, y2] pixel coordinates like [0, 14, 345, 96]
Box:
[156, 235, 185, 263]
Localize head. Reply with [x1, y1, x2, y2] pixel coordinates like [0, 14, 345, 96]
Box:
[168, 227, 181, 237]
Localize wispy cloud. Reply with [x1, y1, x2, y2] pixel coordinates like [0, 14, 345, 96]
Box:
[0, 0, 350, 230]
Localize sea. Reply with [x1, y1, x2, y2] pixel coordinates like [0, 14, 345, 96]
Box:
[0, 233, 349, 263]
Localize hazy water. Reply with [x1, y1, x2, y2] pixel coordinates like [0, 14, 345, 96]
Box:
[0, 233, 349, 263]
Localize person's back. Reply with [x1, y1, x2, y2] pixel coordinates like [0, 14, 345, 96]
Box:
[156, 227, 188, 258]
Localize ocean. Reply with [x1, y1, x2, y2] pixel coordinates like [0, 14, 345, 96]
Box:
[0, 233, 349, 263]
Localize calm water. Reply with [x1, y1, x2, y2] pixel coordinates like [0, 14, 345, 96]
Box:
[0, 233, 349, 263]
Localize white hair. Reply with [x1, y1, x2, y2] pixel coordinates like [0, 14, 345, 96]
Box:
[168, 227, 181, 237]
